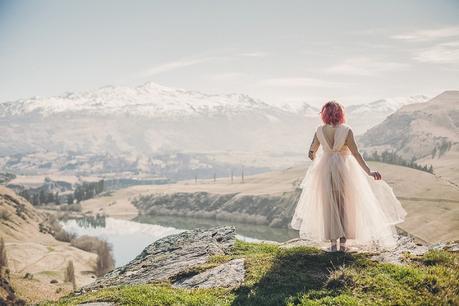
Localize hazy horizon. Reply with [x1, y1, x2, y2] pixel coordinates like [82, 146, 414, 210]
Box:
[1, 0, 459, 107]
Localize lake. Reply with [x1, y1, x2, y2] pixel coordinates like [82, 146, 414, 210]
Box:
[61, 215, 299, 267]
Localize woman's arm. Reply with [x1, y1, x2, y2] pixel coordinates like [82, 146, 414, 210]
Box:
[308, 132, 320, 160]
[345, 129, 382, 180]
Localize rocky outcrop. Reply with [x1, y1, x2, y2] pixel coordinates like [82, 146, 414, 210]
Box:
[172, 258, 245, 289]
[81, 226, 243, 292]
[280, 234, 459, 265]
[133, 190, 301, 228]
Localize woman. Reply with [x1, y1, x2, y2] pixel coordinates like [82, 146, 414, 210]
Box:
[290, 101, 406, 252]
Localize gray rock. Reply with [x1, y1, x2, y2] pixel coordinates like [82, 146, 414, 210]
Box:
[371, 235, 429, 264]
[173, 258, 245, 289]
[430, 241, 459, 252]
[81, 226, 237, 292]
[280, 235, 432, 265]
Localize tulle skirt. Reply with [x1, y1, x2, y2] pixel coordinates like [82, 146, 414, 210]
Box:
[291, 151, 407, 249]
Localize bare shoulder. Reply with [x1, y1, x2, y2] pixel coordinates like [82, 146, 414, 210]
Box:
[343, 124, 354, 142]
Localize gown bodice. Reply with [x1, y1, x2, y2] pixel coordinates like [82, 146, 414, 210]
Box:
[316, 124, 351, 155]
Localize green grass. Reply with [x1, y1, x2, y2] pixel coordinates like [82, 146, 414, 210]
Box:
[49, 241, 459, 306]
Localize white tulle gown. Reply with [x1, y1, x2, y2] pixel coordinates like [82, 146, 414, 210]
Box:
[291, 124, 407, 249]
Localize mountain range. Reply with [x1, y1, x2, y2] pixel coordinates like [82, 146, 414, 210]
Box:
[0, 82, 429, 174]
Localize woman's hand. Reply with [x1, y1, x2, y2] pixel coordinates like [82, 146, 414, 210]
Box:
[369, 171, 382, 180]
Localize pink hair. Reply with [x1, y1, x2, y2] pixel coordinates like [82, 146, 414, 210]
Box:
[320, 101, 346, 125]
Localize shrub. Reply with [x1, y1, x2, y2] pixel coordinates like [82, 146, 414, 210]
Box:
[0, 237, 8, 269]
[64, 260, 77, 290]
[96, 241, 115, 277]
[54, 229, 77, 242]
[71, 235, 105, 253]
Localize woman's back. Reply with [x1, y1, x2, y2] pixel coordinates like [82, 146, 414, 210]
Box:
[317, 124, 351, 154]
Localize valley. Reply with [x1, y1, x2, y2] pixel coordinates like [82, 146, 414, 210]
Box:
[0, 83, 457, 304]
[0, 82, 429, 177]
[79, 161, 459, 244]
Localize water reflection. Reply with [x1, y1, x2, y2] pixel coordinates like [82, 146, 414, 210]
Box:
[61, 217, 183, 267]
[135, 215, 298, 242]
[61, 215, 299, 267]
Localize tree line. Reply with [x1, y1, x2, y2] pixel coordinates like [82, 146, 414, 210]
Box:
[363, 150, 433, 174]
[19, 180, 105, 206]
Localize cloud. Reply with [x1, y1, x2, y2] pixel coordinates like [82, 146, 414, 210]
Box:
[141, 57, 218, 77]
[414, 41, 459, 64]
[258, 77, 344, 88]
[209, 72, 246, 81]
[325, 57, 408, 76]
[139, 51, 266, 78]
[238, 51, 269, 57]
[391, 26, 459, 42]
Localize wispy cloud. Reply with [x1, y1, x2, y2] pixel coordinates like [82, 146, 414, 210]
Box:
[325, 57, 408, 76]
[139, 51, 266, 78]
[258, 77, 345, 88]
[141, 57, 221, 77]
[391, 26, 459, 42]
[238, 51, 269, 57]
[209, 72, 246, 81]
[414, 41, 459, 64]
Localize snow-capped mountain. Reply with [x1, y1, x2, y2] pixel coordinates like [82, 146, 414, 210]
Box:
[0, 82, 317, 159]
[278, 96, 429, 134]
[346, 95, 430, 134]
[280, 102, 320, 117]
[0, 82, 277, 118]
[0, 81, 429, 174]
[347, 95, 429, 115]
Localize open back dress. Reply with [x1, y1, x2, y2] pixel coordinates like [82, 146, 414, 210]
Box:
[290, 124, 407, 249]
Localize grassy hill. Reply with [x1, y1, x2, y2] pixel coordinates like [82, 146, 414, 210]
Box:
[51, 240, 458, 305]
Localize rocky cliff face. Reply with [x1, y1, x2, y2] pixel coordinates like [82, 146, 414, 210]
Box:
[133, 190, 301, 228]
[81, 226, 244, 293]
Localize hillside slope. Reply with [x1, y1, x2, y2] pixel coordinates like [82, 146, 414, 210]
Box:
[0, 186, 96, 304]
[360, 91, 459, 185]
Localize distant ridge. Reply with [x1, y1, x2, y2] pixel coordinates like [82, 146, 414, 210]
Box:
[360, 90, 459, 185]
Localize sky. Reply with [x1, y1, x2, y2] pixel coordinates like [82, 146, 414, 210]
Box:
[0, 0, 458, 107]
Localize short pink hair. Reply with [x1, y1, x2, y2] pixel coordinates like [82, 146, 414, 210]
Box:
[320, 101, 346, 125]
